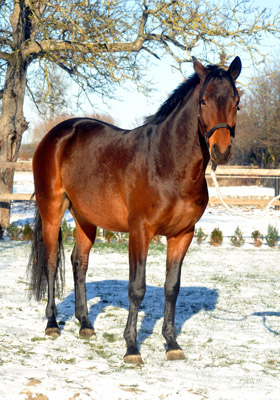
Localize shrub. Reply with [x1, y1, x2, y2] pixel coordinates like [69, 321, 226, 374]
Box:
[96, 227, 103, 241]
[117, 232, 129, 244]
[251, 230, 263, 247]
[104, 230, 117, 243]
[21, 221, 33, 241]
[7, 222, 21, 240]
[230, 226, 245, 247]
[152, 235, 162, 243]
[209, 227, 223, 246]
[265, 224, 279, 248]
[194, 227, 208, 245]
[61, 219, 73, 242]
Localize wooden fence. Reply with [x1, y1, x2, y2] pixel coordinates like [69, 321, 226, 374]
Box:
[206, 166, 280, 208]
[0, 161, 33, 201]
[0, 162, 280, 207]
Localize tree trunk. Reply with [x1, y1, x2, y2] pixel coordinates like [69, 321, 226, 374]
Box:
[0, 60, 28, 228]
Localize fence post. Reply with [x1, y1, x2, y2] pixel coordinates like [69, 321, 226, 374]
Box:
[274, 177, 280, 210]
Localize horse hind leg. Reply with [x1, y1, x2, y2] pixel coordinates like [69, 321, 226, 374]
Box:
[39, 196, 69, 337]
[43, 220, 65, 337]
[71, 220, 96, 338]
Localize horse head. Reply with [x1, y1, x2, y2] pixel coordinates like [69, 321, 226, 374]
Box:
[193, 56, 242, 167]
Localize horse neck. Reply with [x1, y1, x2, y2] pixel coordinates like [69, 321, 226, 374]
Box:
[156, 86, 209, 172]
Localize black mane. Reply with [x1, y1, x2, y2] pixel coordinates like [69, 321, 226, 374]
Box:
[145, 64, 228, 125]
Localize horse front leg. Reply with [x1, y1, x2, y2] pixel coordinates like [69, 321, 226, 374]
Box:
[163, 230, 194, 360]
[123, 225, 151, 365]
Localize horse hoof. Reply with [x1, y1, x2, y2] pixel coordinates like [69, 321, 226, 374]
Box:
[79, 328, 96, 338]
[45, 327, 60, 338]
[166, 349, 185, 361]
[123, 354, 144, 365]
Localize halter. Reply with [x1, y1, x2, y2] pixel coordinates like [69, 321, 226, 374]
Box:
[198, 118, 236, 141]
[197, 72, 239, 143]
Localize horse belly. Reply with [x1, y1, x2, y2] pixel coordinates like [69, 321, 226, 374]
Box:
[66, 184, 130, 232]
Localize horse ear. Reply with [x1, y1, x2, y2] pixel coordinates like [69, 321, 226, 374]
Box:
[192, 56, 207, 79]
[228, 57, 242, 80]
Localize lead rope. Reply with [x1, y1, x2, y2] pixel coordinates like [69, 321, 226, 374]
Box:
[210, 170, 280, 219]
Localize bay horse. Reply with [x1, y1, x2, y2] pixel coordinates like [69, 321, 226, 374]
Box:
[28, 56, 241, 364]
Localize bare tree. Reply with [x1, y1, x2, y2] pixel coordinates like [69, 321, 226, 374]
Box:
[31, 64, 69, 122]
[0, 0, 279, 226]
[232, 63, 280, 168]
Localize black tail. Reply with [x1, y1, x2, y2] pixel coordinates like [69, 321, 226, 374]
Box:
[27, 207, 65, 301]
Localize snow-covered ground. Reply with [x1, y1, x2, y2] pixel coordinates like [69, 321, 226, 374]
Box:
[0, 172, 279, 399]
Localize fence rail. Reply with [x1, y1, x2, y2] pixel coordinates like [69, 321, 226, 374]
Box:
[206, 166, 280, 177]
[0, 161, 33, 171]
[0, 162, 279, 206]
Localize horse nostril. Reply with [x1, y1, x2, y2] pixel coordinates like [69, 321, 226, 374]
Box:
[225, 144, 232, 157]
[212, 143, 219, 156]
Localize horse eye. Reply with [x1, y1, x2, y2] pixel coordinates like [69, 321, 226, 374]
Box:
[200, 99, 206, 105]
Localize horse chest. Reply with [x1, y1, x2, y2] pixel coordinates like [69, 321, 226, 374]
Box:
[175, 196, 206, 224]
[157, 182, 208, 236]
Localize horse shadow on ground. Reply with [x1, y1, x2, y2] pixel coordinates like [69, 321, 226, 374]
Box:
[204, 310, 280, 336]
[0, 240, 27, 252]
[57, 280, 218, 348]
[251, 311, 280, 336]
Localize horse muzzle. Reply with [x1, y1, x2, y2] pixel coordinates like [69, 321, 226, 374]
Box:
[210, 143, 232, 165]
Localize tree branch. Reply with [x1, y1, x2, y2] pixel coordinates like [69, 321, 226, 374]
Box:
[0, 29, 13, 36]
[22, 7, 150, 59]
[0, 37, 13, 48]
[0, 51, 11, 62]
[21, 38, 145, 60]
